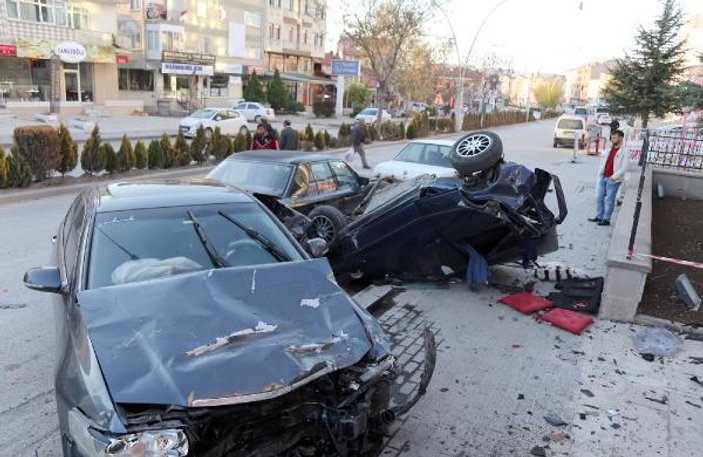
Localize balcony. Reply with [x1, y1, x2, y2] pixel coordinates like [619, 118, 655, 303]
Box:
[72, 28, 113, 47]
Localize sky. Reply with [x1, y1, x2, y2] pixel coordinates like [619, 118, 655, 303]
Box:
[325, 0, 703, 74]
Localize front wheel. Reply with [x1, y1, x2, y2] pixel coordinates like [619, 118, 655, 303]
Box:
[254, 115, 262, 123]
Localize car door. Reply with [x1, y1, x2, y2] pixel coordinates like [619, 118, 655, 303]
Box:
[217, 109, 236, 135]
[234, 103, 248, 119]
[329, 160, 366, 213]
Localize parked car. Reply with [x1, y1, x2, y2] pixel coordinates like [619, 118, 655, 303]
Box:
[23, 181, 434, 457]
[355, 108, 391, 123]
[553, 114, 589, 148]
[373, 139, 457, 180]
[327, 131, 568, 281]
[179, 108, 249, 139]
[232, 101, 276, 122]
[207, 151, 372, 243]
[597, 113, 612, 126]
[574, 106, 589, 118]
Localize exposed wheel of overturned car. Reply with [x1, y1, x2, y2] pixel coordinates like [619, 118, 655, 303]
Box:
[308, 205, 347, 244]
[450, 131, 503, 177]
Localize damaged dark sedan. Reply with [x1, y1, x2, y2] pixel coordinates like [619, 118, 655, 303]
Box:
[24, 181, 434, 457]
[328, 131, 568, 281]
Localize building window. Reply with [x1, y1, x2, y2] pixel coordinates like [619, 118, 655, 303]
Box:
[208, 74, 228, 97]
[147, 30, 159, 51]
[269, 24, 274, 39]
[161, 31, 183, 51]
[303, 30, 307, 44]
[130, 0, 141, 10]
[66, 5, 88, 30]
[7, 0, 63, 24]
[244, 11, 261, 28]
[288, 26, 293, 42]
[276, 26, 281, 40]
[304, 0, 309, 15]
[119, 69, 154, 91]
[202, 37, 211, 54]
[288, 0, 294, 11]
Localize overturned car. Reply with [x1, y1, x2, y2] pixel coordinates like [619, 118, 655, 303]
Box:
[24, 182, 434, 457]
[327, 131, 568, 280]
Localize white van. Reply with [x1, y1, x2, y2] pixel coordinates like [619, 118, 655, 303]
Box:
[553, 114, 588, 149]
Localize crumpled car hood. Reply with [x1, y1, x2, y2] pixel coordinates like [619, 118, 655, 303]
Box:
[77, 259, 387, 408]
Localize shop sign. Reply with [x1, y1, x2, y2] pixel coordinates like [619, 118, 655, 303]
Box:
[55, 41, 87, 63]
[161, 62, 214, 76]
[15, 38, 115, 63]
[331, 60, 360, 76]
[216, 63, 243, 74]
[162, 51, 216, 66]
[243, 65, 264, 75]
[117, 54, 129, 65]
[0, 44, 17, 57]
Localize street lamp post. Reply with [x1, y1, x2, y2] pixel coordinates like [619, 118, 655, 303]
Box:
[434, 0, 509, 132]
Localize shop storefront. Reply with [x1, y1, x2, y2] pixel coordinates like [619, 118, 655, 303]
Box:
[160, 51, 215, 103]
[0, 38, 116, 108]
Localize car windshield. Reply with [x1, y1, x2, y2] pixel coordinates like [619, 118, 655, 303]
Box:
[207, 160, 294, 197]
[87, 203, 303, 289]
[361, 109, 376, 115]
[190, 109, 217, 119]
[395, 142, 452, 167]
[557, 119, 583, 129]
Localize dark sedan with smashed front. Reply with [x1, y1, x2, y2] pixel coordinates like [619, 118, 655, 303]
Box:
[24, 181, 433, 457]
[328, 131, 568, 281]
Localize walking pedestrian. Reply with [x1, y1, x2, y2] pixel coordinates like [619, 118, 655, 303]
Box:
[588, 129, 627, 226]
[351, 119, 371, 169]
[251, 124, 279, 150]
[279, 120, 299, 150]
[609, 117, 620, 133]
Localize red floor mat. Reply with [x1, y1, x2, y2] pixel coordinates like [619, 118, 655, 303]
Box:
[498, 291, 553, 314]
[539, 308, 594, 334]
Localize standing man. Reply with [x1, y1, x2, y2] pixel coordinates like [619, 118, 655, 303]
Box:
[279, 120, 299, 150]
[588, 129, 627, 226]
[251, 124, 279, 150]
[609, 117, 620, 133]
[351, 119, 371, 169]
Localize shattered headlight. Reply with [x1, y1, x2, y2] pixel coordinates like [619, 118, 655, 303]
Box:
[105, 430, 189, 456]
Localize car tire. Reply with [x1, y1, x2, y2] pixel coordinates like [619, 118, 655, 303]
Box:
[254, 115, 262, 123]
[450, 131, 503, 177]
[239, 125, 248, 134]
[308, 205, 347, 244]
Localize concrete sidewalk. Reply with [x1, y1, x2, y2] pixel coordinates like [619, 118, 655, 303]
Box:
[374, 149, 703, 456]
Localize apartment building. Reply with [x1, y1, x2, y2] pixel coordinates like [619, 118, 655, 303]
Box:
[115, 0, 266, 114]
[0, 0, 125, 117]
[564, 60, 615, 107]
[264, 0, 330, 106]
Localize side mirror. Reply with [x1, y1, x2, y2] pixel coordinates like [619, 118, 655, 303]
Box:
[305, 238, 328, 258]
[23, 267, 62, 293]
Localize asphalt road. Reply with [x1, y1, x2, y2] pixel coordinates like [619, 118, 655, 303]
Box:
[0, 118, 571, 455]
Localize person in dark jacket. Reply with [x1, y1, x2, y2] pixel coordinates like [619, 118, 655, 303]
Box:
[251, 124, 279, 150]
[279, 120, 299, 150]
[609, 117, 620, 132]
[258, 117, 278, 140]
[351, 119, 371, 169]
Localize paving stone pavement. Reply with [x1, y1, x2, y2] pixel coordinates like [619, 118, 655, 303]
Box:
[369, 152, 703, 456]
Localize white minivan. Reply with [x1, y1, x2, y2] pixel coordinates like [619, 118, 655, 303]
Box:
[553, 114, 588, 149]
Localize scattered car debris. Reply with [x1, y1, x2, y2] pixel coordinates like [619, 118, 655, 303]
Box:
[641, 353, 656, 362]
[580, 389, 595, 398]
[550, 431, 566, 442]
[644, 394, 669, 405]
[518, 393, 525, 400]
[534, 261, 587, 281]
[675, 273, 701, 311]
[499, 291, 552, 314]
[579, 413, 587, 420]
[611, 423, 622, 429]
[530, 445, 547, 456]
[691, 376, 703, 388]
[544, 414, 569, 426]
[690, 357, 703, 365]
[547, 277, 604, 315]
[607, 409, 620, 420]
[633, 327, 683, 357]
[539, 308, 594, 334]
[685, 400, 702, 408]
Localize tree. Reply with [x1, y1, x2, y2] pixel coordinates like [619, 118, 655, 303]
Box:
[344, 0, 434, 129]
[533, 78, 564, 109]
[134, 140, 148, 169]
[57, 124, 78, 176]
[267, 69, 290, 111]
[395, 39, 448, 105]
[173, 130, 191, 166]
[147, 139, 165, 169]
[0, 145, 8, 189]
[80, 125, 105, 175]
[345, 82, 373, 116]
[160, 133, 175, 168]
[7, 145, 32, 188]
[243, 71, 266, 103]
[116, 134, 135, 172]
[102, 143, 118, 174]
[190, 125, 207, 164]
[602, 0, 687, 128]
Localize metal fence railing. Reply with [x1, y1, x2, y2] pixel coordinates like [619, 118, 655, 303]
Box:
[646, 129, 703, 172]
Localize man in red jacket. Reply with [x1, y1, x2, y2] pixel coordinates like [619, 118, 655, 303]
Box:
[588, 129, 627, 226]
[251, 124, 279, 150]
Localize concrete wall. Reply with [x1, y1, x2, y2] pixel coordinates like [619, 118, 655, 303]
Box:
[93, 63, 119, 105]
[599, 169, 653, 322]
[652, 168, 703, 200]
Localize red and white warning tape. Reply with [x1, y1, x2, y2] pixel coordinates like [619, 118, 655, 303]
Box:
[628, 251, 703, 270]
